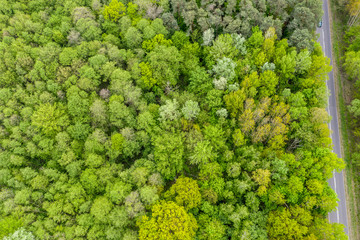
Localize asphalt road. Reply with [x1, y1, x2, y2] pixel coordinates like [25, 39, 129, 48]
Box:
[317, 0, 349, 236]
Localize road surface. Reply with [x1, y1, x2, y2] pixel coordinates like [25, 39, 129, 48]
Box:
[317, 0, 349, 236]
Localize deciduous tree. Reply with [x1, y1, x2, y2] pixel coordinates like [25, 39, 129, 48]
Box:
[138, 201, 198, 240]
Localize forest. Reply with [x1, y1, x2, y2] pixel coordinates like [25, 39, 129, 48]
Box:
[0, 0, 348, 239]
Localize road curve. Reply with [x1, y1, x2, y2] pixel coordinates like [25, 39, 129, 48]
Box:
[317, 0, 349, 236]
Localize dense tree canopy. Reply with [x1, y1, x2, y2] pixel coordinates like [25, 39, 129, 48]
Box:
[0, 0, 346, 239]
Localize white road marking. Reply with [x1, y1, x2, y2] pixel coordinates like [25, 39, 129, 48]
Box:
[322, 29, 326, 52]
[333, 170, 340, 222]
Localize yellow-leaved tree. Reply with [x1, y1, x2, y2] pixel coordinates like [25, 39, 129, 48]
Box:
[103, 0, 126, 22]
[138, 201, 198, 240]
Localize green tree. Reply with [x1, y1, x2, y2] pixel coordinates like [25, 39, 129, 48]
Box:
[289, 29, 313, 52]
[142, 34, 173, 51]
[103, 0, 126, 22]
[278, 50, 297, 85]
[252, 169, 271, 195]
[181, 100, 200, 120]
[259, 70, 279, 97]
[153, 132, 184, 179]
[75, 18, 102, 41]
[310, 218, 348, 240]
[80, 168, 103, 195]
[59, 48, 78, 66]
[147, 45, 183, 87]
[3, 228, 36, 240]
[90, 99, 108, 128]
[189, 140, 217, 166]
[138, 201, 198, 240]
[232, 129, 245, 147]
[207, 34, 239, 67]
[139, 186, 159, 206]
[0, 216, 24, 239]
[91, 196, 113, 223]
[267, 208, 309, 240]
[188, 67, 213, 96]
[348, 99, 360, 117]
[125, 191, 145, 218]
[224, 89, 246, 118]
[202, 28, 214, 46]
[108, 181, 132, 204]
[111, 133, 125, 151]
[165, 176, 201, 210]
[197, 215, 226, 240]
[124, 27, 143, 49]
[159, 99, 181, 122]
[31, 103, 69, 136]
[212, 57, 237, 81]
[109, 99, 135, 128]
[295, 49, 312, 74]
[139, 62, 157, 89]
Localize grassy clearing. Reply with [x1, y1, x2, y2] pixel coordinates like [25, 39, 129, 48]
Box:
[329, 0, 359, 238]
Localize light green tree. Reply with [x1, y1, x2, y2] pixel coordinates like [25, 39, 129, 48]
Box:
[348, 99, 360, 117]
[138, 201, 198, 240]
[103, 0, 126, 22]
[165, 176, 201, 210]
[91, 196, 113, 223]
[153, 132, 184, 179]
[181, 100, 200, 120]
[31, 103, 69, 136]
[3, 228, 35, 240]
